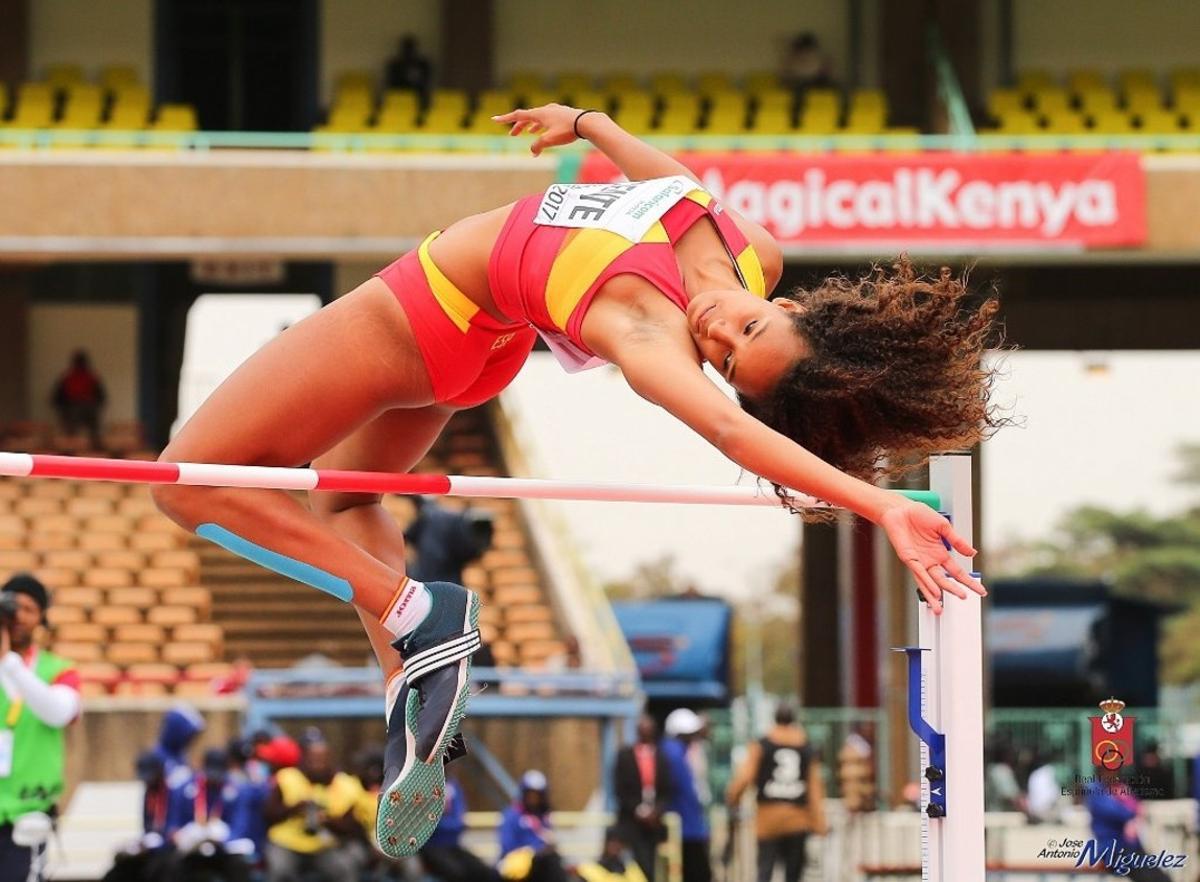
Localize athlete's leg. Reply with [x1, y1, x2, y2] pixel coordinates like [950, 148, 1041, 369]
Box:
[152, 278, 436, 622]
[308, 404, 457, 677]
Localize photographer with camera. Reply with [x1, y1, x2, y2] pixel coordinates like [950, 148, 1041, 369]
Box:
[0, 574, 81, 882]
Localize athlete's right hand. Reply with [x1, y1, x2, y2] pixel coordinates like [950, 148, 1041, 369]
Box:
[492, 104, 589, 156]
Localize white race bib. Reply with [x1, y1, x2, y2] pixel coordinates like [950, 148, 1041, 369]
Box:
[0, 729, 13, 778]
[533, 175, 697, 242]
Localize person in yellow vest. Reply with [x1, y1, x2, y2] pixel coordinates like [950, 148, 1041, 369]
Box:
[0, 574, 81, 882]
[262, 734, 366, 882]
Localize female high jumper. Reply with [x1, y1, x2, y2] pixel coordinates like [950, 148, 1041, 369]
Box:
[152, 103, 996, 855]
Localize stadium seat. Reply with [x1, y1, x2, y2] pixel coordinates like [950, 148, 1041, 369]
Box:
[79, 533, 126, 552]
[107, 642, 158, 665]
[139, 567, 188, 589]
[1031, 87, 1072, 115]
[130, 532, 180, 552]
[125, 663, 179, 684]
[474, 90, 515, 120]
[34, 568, 78, 589]
[100, 65, 140, 93]
[419, 107, 465, 134]
[42, 549, 90, 571]
[1068, 69, 1107, 93]
[755, 88, 794, 114]
[114, 623, 165, 644]
[988, 88, 1025, 120]
[334, 70, 374, 98]
[148, 606, 198, 627]
[95, 550, 145, 570]
[1125, 85, 1162, 113]
[555, 72, 593, 96]
[1042, 112, 1088, 134]
[161, 586, 211, 614]
[46, 606, 85, 626]
[601, 73, 640, 96]
[697, 71, 733, 96]
[744, 71, 780, 95]
[1138, 109, 1182, 134]
[610, 93, 655, 133]
[162, 642, 216, 665]
[427, 89, 469, 117]
[706, 108, 747, 134]
[507, 71, 544, 96]
[650, 72, 689, 95]
[1077, 87, 1118, 116]
[53, 642, 103, 662]
[45, 64, 84, 90]
[567, 90, 609, 114]
[996, 111, 1041, 136]
[92, 606, 141, 626]
[108, 587, 156, 608]
[54, 587, 103, 608]
[521, 89, 560, 110]
[1090, 111, 1136, 134]
[1016, 70, 1055, 95]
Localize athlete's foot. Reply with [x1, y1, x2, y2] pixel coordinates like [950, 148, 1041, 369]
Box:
[376, 581, 480, 857]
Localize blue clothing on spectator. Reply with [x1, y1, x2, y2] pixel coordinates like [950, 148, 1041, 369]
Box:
[1083, 781, 1142, 851]
[661, 738, 708, 841]
[499, 803, 552, 858]
[427, 780, 468, 848]
[153, 706, 205, 775]
[227, 770, 268, 857]
[165, 773, 260, 856]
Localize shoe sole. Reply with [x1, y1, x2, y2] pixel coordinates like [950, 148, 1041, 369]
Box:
[375, 589, 479, 857]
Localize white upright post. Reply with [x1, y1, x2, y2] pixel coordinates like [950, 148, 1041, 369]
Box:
[923, 454, 985, 882]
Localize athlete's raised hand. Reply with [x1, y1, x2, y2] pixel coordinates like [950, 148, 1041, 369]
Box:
[878, 500, 986, 614]
[492, 104, 587, 156]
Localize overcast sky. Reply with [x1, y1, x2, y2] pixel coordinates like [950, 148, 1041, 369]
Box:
[503, 350, 1200, 596]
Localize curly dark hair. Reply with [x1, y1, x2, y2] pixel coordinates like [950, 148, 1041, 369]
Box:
[739, 257, 1007, 510]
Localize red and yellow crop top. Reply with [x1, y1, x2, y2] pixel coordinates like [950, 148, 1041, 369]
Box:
[487, 176, 768, 371]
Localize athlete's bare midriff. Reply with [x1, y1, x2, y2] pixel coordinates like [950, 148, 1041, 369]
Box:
[425, 193, 752, 325]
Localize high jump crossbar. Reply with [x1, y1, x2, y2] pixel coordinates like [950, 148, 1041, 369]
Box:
[0, 452, 940, 509]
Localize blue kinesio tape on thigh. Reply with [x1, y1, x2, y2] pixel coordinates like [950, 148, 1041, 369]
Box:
[196, 523, 355, 602]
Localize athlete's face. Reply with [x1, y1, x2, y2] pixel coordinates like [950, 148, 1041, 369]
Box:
[686, 290, 810, 399]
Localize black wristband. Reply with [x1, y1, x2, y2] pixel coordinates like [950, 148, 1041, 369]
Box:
[573, 109, 600, 139]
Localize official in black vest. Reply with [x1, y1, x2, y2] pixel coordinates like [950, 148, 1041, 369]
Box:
[725, 705, 827, 882]
[613, 715, 675, 880]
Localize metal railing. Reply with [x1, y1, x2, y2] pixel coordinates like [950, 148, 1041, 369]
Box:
[3, 127, 1200, 155]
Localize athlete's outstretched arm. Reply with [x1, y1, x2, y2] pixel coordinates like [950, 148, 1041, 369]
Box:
[494, 103, 697, 184]
[598, 331, 983, 612]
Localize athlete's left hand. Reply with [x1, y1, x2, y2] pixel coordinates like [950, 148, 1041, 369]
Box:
[878, 501, 986, 614]
[493, 104, 585, 156]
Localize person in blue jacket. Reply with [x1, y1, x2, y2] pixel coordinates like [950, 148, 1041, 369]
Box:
[166, 747, 260, 861]
[498, 771, 567, 882]
[661, 709, 712, 882]
[152, 704, 206, 780]
[421, 775, 496, 882]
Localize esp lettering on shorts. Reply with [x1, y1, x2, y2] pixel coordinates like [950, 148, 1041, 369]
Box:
[491, 332, 517, 350]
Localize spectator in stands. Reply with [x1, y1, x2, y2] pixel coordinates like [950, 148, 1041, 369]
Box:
[0, 573, 81, 882]
[405, 495, 495, 585]
[385, 34, 433, 104]
[52, 349, 107, 449]
[726, 704, 827, 882]
[498, 770, 567, 882]
[137, 751, 170, 841]
[613, 714, 674, 880]
[1024, 748, 1065, 824]
[421, 774, 497, 882]
[575, 827, 648, 882]
[152, 703, 206, 779]
[661, 709, 712, 882]
[985, 740, 1023, 812]
[263, 732, 366, 882]
[780, 32, 834, 99]
[167, 746, 262, 862]
[836, 722, 876, 812]
[226, 736, 269, 857]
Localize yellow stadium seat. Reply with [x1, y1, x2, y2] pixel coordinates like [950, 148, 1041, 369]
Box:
[997, 111, 1041, 136]
[987, 88, 1024, 119]
[520, 89, 559, 109]
[661, 91, 700, 117]
[744, 71, 780, 95]
[1089, 111, 1135, 134]
[707, 90, 746, 117]
[374, 107, 416, 134]
[851, 89, 887, 111]
[1119, 69, 1157, 94]
[45, 64, 84, 90]
[1067, 69, 1106, 93]
[555, 72, 592, 95]
[508, 71, 544, 95]
[748, 108, 796, 135]
[697, 71, 733, 96]
[1125, 85, 1162, 113]
[1077, 87, 1118, 115]
[428, 89, 469, 116]
[609, 97, 654, 134]
[9, 102, 54, 129]
[381, 89, 419, 115]
[109, 86, 151, 119]
[323, 105, 370, 132]
[567, 89, 609, 112]
[650, 72, 688, 95]
[1016, 70, 1055, 95]
[100, 65, 140, 92]
[1031, 87, 1071, 115]
[1041, 111, 1087, 134]
[152, 104, 198, 131]
[798, 108, 839, 135]
[475, 90, 515, 118]
[419, 107, 465, 133]
[655, 106, 699, 135]
[601, 73, 640, 95]
[334, 70, 374, 96]
[805, 88, 840, 113]
[756, 88, 793, 114]
[846, 103, 887, 133]
[1138, 109, 1182, 134]
[1170, 67, 1200, 91]
[705, 108, 746, 134]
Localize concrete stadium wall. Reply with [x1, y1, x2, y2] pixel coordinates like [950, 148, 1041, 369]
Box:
[1012, 1, 1200, 80]
[494, 0, 847, 83]
[28, 0, 153, 85]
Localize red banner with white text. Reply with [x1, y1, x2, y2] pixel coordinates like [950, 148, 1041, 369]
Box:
[578, 152, 1146, 249]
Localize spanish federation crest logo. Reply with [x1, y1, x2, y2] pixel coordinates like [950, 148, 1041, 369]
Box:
[1091, 697, 1136, 770]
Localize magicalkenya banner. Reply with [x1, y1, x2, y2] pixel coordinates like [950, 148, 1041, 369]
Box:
[577, 152, 1146, 249]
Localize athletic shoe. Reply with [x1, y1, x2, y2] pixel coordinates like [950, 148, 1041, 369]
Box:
[376, 581, 480, 857]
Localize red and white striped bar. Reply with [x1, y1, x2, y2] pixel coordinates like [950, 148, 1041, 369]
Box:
[0, 452, 824, 508]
